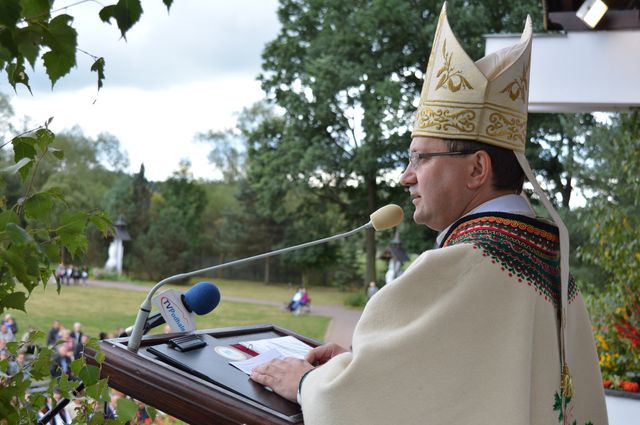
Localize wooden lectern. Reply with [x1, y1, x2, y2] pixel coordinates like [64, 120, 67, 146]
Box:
[85, 324, 320, 425]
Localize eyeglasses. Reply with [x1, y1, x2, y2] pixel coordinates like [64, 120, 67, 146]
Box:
[408, 150, 477, 169]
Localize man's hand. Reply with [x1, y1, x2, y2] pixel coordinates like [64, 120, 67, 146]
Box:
[305, 343, 348, 366]
[250, 357, 314, 403]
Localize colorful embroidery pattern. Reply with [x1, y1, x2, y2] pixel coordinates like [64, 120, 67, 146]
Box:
[443, 215, 578, 306]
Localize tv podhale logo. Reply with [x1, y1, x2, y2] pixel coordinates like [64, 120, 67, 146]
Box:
[153, 289, 197, 332]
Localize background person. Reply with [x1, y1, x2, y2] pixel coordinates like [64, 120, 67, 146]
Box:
[286, 287, 305, 312]
[366, 282, 378, 300]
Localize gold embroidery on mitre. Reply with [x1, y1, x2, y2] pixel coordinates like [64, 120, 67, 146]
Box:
[485, 112, 525, 143]
[416, 106, 476, 133]
[435, 40, 474, 92]
[412, 3, 532, 149]
[499, 61, 530, 103]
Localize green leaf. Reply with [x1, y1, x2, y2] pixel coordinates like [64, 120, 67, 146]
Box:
[0, 210, 19, 229]
[89, 212, 113, 236]
[99, 0, 143, 39]
[24, 192, 53, 221]
[162, 0, 173, 11]
[29, 347, 53, 379]
[42, 239, 61, 262]
[56, 211, 88, 255]
[88, 414, 106, 425]
[34, 127, 55, 150]
[84, 381, 100, 399]
[29, 329, 45, 341]
[13, 137, 36, 179]
[5, 222, 32, 245]
[28, 392, 47, 410]
[57, 371, 74, 395]
[12, 135, 37, 158]
[146, 405, 157, 421]
[20, 0, 51, 20]
[79, 364, 101, 386]
[116, 397, 138, 422]
[2, 247, 29, 283]
[42, 14, 77, 87]
[0, 45, 12, 70]
[42, 49, 75, 88]
[6, 61, 32, 93]
[43, 185, 65, 200]
[16, 24, 43, 68]
[85, 377, 111, 403]
[43, 14, 76, 54]
[49, 147, 64, 160]
[1, 291, 27, 311]
[0, 157, 31, 175]
[70, 358, 84, 377]
[0, 0, 21, 27]
[90, 57, 105, 90]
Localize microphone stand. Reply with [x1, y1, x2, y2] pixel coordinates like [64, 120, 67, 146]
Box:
[127, 221, 374, 352]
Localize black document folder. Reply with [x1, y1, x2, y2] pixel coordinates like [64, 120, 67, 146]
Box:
[147, 334, 302, 420]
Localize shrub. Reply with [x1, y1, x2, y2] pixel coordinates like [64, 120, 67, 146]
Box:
[344, 291, 367, 308]
[587, 284, 640, 391]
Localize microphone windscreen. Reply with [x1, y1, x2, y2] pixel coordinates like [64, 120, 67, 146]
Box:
[183, 281, 221, 315]
[370, 204, 404, 231]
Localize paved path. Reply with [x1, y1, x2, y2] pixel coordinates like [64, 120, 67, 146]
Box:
[86, 279, 361, 348]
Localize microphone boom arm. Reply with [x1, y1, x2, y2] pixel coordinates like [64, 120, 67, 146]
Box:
[127, 221, 374, 352]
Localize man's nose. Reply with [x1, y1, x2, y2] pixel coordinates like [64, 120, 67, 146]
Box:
[399, 164, 415, 186]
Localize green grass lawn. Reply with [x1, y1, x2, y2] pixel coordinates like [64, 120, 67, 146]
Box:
[186, 277, 355, 305]
[8, 283, 331, 342]
[93, 275, 360, 306]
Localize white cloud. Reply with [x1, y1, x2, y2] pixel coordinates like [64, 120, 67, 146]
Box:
[3, 0, 281, 181]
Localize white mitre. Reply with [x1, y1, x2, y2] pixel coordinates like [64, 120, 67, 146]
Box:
[412, 2, 532, 152]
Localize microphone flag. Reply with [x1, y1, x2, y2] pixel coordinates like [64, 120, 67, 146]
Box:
[152, 289, 197, 332]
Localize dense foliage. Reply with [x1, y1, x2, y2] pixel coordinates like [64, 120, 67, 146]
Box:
[0, 1, 177, 422]
[580, 113, 640, 388]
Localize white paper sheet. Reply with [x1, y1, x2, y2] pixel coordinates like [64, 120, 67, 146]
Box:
[239, 336, 313, 359]
[229, 336, 314, 375]
[229, 348, 284, 375]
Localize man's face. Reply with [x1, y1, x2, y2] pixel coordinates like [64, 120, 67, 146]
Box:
[400, 137, 474, 231]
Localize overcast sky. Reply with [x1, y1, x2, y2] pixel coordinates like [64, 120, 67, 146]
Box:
[2, 0, 281, 181]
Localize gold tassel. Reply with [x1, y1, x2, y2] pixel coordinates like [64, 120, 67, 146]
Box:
[561, 364, 573, 398]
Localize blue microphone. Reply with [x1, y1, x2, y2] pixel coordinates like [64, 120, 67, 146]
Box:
[124, 282, 221, 336]
[182, 281, 221, 315]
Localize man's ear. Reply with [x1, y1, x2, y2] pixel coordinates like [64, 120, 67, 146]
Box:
[467, 150, 492, 190]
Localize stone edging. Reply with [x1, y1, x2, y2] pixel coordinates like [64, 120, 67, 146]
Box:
[605, 388, 640, 400]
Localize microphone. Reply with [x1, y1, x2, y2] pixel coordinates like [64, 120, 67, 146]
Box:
[123, 282, 221, 336]
[369, 204, 403, 231]
[127, 204, 404, 352]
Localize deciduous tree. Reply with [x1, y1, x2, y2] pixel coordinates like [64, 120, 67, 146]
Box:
[256, 0, 543, 283]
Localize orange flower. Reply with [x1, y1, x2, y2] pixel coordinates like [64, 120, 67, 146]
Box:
[620, 381, 640, 393]
[603, 379, 613, 388]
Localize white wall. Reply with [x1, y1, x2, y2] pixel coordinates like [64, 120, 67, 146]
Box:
[485, 31, 640, 113]
[605, 394, 640, 425]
